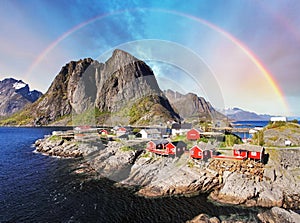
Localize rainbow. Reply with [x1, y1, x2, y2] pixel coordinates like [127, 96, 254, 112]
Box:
[26, 8, 289, 114]
[165, 10, 290, 114]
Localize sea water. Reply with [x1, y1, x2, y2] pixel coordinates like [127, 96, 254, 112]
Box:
[0, 127, 262, 222]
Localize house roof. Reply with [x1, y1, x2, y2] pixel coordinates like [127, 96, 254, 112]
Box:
[141, 129, 161, 134]
[181, 123, 192, 129]
[171, 141, 187, 147]
[195, 142, 215, 151]
[151, 139, 169, 145]
[188, 128, 203, 133]
[233, 144, 264, 152]
[171, 123, 193, 130]
[118, 133, 129, 139]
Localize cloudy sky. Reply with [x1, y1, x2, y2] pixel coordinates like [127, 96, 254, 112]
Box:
[1, 0, 299, 116]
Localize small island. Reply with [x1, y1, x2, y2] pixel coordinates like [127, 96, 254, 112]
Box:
[35, 120, 300, 222]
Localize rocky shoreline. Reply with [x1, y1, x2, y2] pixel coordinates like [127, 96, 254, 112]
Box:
[34, 133, 300, 222]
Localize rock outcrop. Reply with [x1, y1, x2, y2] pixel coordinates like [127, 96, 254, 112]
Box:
[35, 132, 300, 210]
[264, 124, 300, 147]
[257, 207, 300, 223]
[34, 130, 300, 223]
[0, 78, 42, 117]
[209, 148, 300, 209]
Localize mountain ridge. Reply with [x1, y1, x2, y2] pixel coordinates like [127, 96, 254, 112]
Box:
[219, 107, 273, 121]
[0, 50, 230, 126]
[0, 78, 42, 117]
[0, 50, 180, 126]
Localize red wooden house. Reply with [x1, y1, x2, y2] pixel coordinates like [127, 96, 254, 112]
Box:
[165, 141, 187, 157]
[190, 142, 215, 161]
[186, 128, 202, 141]
[233, 144, 265, 161]
[147, 139, 170, 155]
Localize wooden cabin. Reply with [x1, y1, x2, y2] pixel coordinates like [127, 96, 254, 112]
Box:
[232, 144, 265, 161]
[171, 123, 192, 136]
[190, 142, 215, 161]
[186, 128, 202, 141]
[147, 139, 170, 155]
[165, 141, 187, 157]
[140, 129, 161, 139]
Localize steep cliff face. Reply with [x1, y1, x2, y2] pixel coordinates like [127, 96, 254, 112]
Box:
[33, 58, 96, 125]
[164, 89, 226, 121]
[96, 50, 162, 112]
[0, 78, 42, 117]
[6, 50, 179, 126]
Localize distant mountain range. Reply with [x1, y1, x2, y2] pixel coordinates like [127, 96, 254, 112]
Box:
[219, 107, 273, 121]
[0, 78, 42, 117]
[164, 89, 226, 121]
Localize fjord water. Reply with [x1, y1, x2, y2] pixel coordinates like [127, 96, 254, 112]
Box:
[0, 127, 261, 222]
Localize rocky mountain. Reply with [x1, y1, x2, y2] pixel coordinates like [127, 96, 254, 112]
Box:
[2, 50, 179, 126]
[0, 78, 42, 117]
[220, 107, 271, 121]
[164, 89, 227, 122]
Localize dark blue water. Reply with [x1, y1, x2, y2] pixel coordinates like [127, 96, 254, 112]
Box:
[232, 121, 269, 139]
[232, 121, 269, 128]
[0, 127, 261, 222]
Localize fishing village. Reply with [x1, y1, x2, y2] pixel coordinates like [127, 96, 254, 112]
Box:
[34, 117, 300, 223]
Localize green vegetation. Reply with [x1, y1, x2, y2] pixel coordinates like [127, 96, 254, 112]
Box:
[197, 137, 209, 143]
[187, 160, 195, 168]
[252, 130, 265, 146]
[140, 151, 151, 158]
[265, 121, 300, 130]
[72, 107, 98, 126]
[128, 96, 153, 124]
[291, 119, 299, 124]
[0, 107, 33, 125]
[219, 134, 242, 147]
[199, 121, 212, 132]
[120, 146, 135, 152]
[48, 135, 62, 141]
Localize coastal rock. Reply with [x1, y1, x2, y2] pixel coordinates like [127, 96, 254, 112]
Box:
[130, 154, 219, 197]
[34, 134, 103, 158]
[87, 141, 144, 182]
[186, 214, 218, 223]
[257, 207, 300, 223]
[35, 130, 300, 212]
[210, 149, 300, 209]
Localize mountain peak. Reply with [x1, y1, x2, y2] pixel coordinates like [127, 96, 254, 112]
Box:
[164, 90, 226, 121]
[112, 49, 137, 59]
[0, 78, 42, 117]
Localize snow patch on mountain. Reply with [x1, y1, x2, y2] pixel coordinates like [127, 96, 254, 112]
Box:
[13, 82, 26, 90]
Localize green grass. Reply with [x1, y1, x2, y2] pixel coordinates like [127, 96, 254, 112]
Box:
[0, 107, 33, 126]
[48, 135, 62, 141]
[140, 151, 151, 158]
[120, 146, 135, 152]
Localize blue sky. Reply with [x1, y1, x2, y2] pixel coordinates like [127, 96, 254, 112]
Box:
[1, 0, 300, 116]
